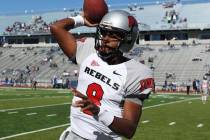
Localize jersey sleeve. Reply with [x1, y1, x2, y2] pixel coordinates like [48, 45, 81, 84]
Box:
[124, 60, 154, 102]
[76, 37, 96, 65]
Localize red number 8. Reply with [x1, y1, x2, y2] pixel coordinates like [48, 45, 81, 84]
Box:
[86, 83, 104, 106]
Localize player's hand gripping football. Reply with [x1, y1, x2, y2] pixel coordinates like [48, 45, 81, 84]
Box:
[71, 88, 100, 116]
[81, 12, 98, 27]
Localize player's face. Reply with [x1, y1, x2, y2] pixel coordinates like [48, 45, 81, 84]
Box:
[99, 29, 124, 52]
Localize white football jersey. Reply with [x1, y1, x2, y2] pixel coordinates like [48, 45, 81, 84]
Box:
[70, 38, 153, 139]
[202, 80, 208, 89]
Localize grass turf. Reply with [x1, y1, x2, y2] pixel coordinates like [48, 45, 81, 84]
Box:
[0, 88, 209, 140]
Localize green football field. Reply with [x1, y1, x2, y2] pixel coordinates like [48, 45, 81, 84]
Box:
[0, 88, 209, 140]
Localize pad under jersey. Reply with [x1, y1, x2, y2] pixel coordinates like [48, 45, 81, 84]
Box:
[70, 38, 153, 139]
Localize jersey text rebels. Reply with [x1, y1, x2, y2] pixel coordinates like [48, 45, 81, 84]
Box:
[84, 66, 120, 90]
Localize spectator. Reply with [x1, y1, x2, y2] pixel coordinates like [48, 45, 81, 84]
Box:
[52, 75, 57, 88]
[196, 79, 201, 93]
[201, 76, 209, 104]
[32, 79, 38, 90]
[56, 77, 63, 88]
[65, 78, 70, 89]
[186, 79, 191, 95]
[5, 77, 9, 84]
[73, 69, 78, 77]
[192, 79, 197, 94]
[163, 79, 168, 91]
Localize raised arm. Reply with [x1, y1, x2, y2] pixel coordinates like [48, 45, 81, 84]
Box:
[50, 14, 97, 58]
[50, 18, 77, 58]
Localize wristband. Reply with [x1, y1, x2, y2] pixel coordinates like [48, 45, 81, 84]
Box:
[97, 107, 114, 126]
[69, 15, 84, 28]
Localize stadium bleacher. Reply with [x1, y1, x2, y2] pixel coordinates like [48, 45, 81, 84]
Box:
[1, 2, 210, 34]
[0, 46, 79, 87]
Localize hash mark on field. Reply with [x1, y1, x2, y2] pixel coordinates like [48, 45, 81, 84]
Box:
[169, 122, 176, 126]
[46, 114, 57, 117]
[197, 123, 204, 128]
[142, 120, 150, 124]
[26, 113, 37, 116]
[8, 111, 18, 114]
[188, 101, 192, 104]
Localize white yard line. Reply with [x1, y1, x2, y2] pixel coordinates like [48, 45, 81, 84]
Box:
[0, 124, 69, 140]
[143, 97, 199, 110]
[0, 98, 35, 101]
[0, 103, 70, 112]
[0, 96, 69, 102]
[0, 97, 200, 139]
[0, 87, 70, 92]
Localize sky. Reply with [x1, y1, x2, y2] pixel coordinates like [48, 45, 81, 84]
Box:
[0, 0, 209, 15]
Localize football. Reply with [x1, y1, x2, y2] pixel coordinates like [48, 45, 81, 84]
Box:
[83, 0, 108, 24]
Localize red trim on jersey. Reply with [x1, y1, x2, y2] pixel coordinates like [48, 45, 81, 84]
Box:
[139, 78, 154, 92]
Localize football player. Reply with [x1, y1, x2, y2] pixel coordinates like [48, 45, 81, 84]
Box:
[201, 75, 209, 104]
[51, 10, 154, 140]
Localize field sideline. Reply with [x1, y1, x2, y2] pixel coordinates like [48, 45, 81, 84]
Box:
[0, 88, 209, 140]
